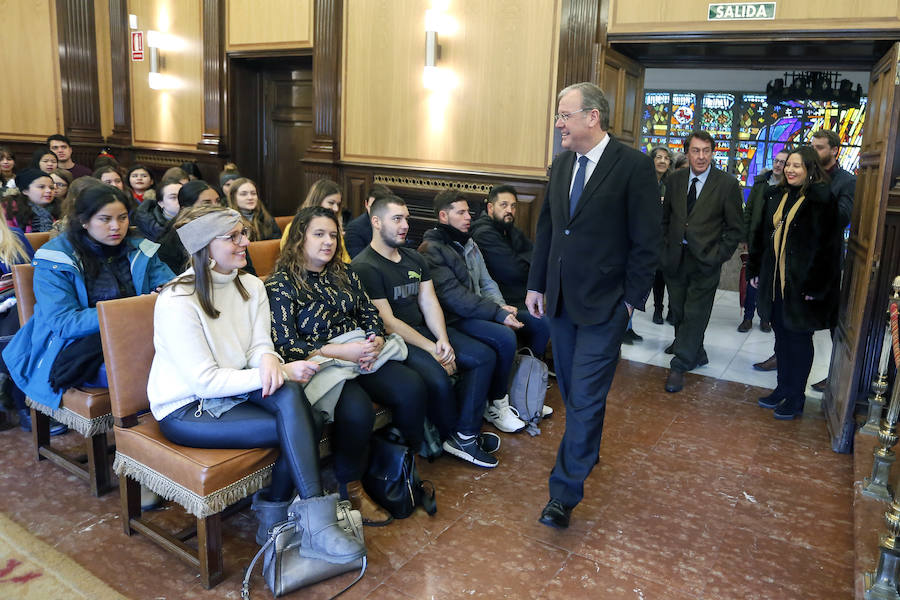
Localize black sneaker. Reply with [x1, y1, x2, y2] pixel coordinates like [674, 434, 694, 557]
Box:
[443, 433, 498, 468]
[478, 432, 501, 454]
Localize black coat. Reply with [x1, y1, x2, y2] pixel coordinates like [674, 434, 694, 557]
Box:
[747, 182, 841, 332]
[527, 137, 660, 325]
[344, 212, 373, 259]
[469, 213, 533, 307]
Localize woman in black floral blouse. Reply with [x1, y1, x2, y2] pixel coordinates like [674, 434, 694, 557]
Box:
[266, 206, 426, 525]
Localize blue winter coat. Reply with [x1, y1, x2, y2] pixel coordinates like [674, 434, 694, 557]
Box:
[2, 233, 174, 409]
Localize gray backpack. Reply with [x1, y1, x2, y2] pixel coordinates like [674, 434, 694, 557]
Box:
[508, 348, 548, 436]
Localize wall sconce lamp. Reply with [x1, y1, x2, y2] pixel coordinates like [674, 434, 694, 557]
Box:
[147, 30, 179, 90]
[423, 5, 457, 91]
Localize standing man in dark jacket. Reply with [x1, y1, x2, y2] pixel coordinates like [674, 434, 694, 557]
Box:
[660, 130, 744, 393]
[526, 82, 660, 529]
[470, 184, 550, 356]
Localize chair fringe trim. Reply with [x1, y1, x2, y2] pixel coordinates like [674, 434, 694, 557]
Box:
[25, 397, 113, 438]
[112, 453, 273, 519]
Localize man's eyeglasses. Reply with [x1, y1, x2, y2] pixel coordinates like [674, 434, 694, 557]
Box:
[772, 159, 786, 166]
[214, 227, 250, 244]
[554, 108, 588, 122]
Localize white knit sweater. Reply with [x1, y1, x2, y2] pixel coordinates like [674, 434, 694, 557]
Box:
[148, 268, 281, 421]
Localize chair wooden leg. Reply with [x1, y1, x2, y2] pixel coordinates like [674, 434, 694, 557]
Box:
[198, 513, 224, 589]
[87, 432, 113, 496]
[31, 407, 49, 461]
[120, 476, 141, 536]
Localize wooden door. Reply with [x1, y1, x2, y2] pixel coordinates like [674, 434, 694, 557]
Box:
[595, 45, 644, 147]
[824, 43, 900, 452]
[262, 67, 315, 217]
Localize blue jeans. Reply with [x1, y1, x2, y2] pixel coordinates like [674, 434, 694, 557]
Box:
[407, 325, 495, 437]
[515, 309, 550, 356]
[452, 318, 516, 401]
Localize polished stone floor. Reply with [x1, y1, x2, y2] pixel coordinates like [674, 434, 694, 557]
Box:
[0, 360, 852, 599]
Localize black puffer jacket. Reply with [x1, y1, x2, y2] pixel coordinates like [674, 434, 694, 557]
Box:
[469, 213, 533, 307]
[747, 181, 841, 332]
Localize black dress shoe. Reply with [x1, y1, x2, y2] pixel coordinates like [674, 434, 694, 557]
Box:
[665, 311, 675, 325]
[737, 319, 753, 332]
[774, 397, 805, 420]
[652, 309, 664, 325]
[18, 408, 69, 436]
[758, 390, 785, 409]
[811, 378, 827, 393]
[622, 329, 642, 344]
[759, 321, 772, 332]
[665, 370, 684, 393]
[539, 498, 571, 529]
[664, 342, 675, 354]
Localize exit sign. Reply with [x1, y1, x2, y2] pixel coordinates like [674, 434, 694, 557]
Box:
[708, 2, 776, 20]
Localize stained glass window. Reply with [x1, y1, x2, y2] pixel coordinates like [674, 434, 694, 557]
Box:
[643, 92, 670, 137]
[669, 93, 696, 140]
[737, 94, 767, 141]
[701, 93, 735, 140]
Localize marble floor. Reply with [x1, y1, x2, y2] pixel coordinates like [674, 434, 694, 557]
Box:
[625, 289, 834, 392]
[0, 356, 852, 599]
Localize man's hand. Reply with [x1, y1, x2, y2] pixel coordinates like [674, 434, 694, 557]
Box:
[434, 339, 454, 364]
[500, 304, 518, 316]
[525, 290, 544, 318]
[625, 302, 633, 318]
[749, 276, 759, 289]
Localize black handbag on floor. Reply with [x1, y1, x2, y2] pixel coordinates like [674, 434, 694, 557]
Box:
[363, 427, 436, 519]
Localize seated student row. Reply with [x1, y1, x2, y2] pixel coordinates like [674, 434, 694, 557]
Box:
[2, 183, 548, 545]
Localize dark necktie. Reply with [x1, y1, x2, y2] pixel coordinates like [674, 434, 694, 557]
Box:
[686, 176, 699, 215]
[569, 155, 589, 217]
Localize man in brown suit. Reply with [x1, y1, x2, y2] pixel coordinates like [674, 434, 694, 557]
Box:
[661, 131, 744, 392]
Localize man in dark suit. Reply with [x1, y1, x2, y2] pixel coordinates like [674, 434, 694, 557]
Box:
[525, 82, 660, 529]
[660, 131, 744, 393]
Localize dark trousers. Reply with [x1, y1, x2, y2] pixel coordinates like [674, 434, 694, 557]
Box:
[548, 301, 629, 508]
[453, 318, 517, 401]
[332, 361, 427, 482]
[515, 308, 551, 356]
[652, 269, 666, 313]
[771, 296, 814, 402]
[406, 325, 495, 438]
[744, 281, 759, 322]
[665, 250, 721, 372]
[159, 382, 322, 502]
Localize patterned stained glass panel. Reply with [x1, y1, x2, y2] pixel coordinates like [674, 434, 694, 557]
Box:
[838, 146, 861, 173]
[643, 92, 670, 137]
[764, 100, 805, 147]
[737, 94, 768, 141]
[713, 141, 730, 171]
[734, 141, 758, 187]
[803, 101, 842, 142]
[669, 93, 696, 140]
[640, 136, 668, 154]
[701, 93, 735, 139]
[839, 98, 866, 148]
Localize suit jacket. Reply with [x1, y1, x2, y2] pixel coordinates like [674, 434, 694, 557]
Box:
[660, 166, 744, 274]
[527, 137, 660, 326]
[829, 166, 856, 230]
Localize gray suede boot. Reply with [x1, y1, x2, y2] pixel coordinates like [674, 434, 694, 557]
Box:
[251, 490, 290, 545]
[291, 493, 366, 564]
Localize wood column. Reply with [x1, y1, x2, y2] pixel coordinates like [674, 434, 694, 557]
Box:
[556, 0, 601, 94]
[107, 0, 131, 147]
[301, 0, 342, 186]
[197, 0, 226, 153]
[56, 0, 103, 144]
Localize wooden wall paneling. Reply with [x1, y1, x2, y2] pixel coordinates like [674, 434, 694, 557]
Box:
[108, 0, 132, 146]
[94, 0, 114, 139]
[57, 0, 104, 143]
[556, 0, 600, 93]
[198, 0, 226, 152]
[302, 0, 342, 188]
[226, 0, 314, 51]
[341, 170, 370, 218]
[608, 0, 900, 35]
[596, 45, 644, 147]
[128, 0, 204, 150]
[0, 0, 63, 140]
[342, 0, 561, 176]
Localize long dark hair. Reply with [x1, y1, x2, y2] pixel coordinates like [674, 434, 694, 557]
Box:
[164, 204, 249, 319]
[275, 206, 349, 293]
[66, 185, 135, 279]
[780, 145, 827, 195]
[177, 180, 217, 208]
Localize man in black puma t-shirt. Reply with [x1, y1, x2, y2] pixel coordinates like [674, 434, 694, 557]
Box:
[352, 195, 502, 468]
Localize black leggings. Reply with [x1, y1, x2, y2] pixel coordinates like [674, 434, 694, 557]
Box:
[158, 382, 321, 502]
[331, 361, 426, 483]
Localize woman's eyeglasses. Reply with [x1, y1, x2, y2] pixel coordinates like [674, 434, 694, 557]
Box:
[214, 227, 249, 244]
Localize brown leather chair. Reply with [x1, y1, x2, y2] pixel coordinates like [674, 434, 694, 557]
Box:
[24, 232, 51, 251]
[246, 239, 280, 280]
[97, 295, 278, 589]
[274, 215, 292, 232]
[11, 264, 114, 496]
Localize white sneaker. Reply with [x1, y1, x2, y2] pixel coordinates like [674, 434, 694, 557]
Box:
[541, 405, 553, 418]
[484, 395, 526, 433]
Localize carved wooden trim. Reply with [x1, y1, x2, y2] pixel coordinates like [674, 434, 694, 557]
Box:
[303, 0, 342, 162]
[107, 0, 132, 146]
[56, 0, 103, 143]
[373, 174, 495, 195]
[198, 0, 226, 152]
[556, 0, 600, 94]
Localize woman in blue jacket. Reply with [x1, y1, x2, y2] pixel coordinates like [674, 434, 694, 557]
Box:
[3, 184, 174, 411]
